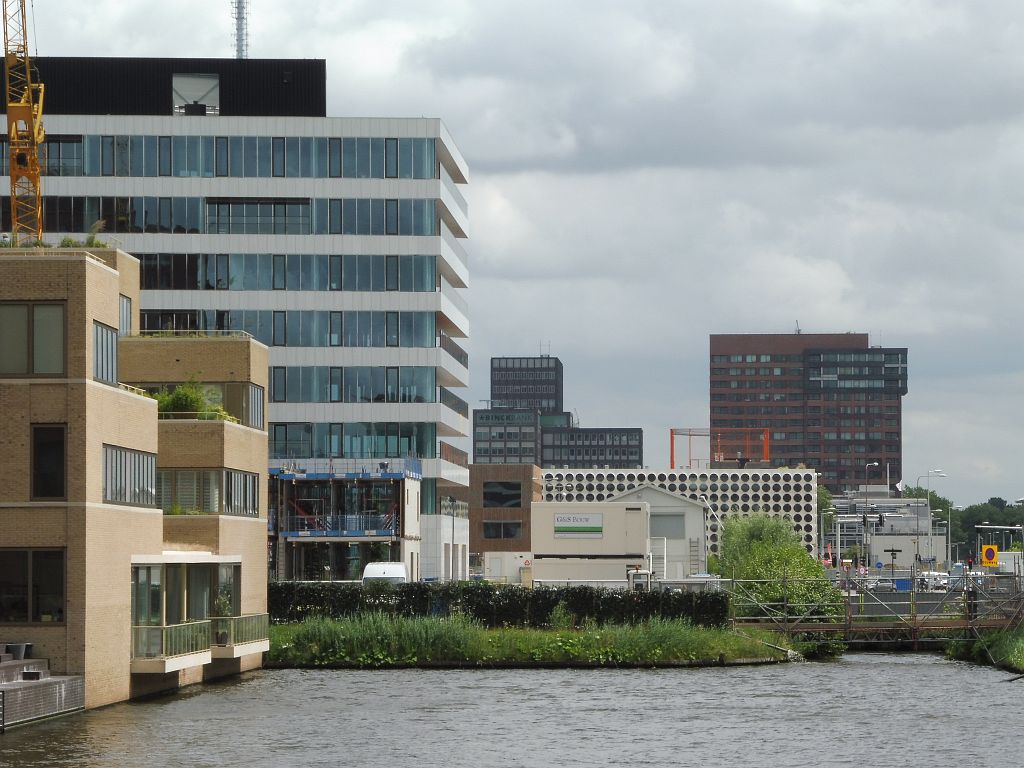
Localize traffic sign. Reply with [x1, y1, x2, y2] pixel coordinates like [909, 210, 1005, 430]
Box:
[981, 545, 999, 567]
[875, 561, 883, 570]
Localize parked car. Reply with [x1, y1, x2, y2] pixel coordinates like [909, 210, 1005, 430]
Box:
[869, 578, 896, 592]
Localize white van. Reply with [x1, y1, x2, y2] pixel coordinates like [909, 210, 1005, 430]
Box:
[361, 562, 409, 585]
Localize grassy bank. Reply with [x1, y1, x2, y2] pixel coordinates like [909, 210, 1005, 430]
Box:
[267, 614, 793, 668]
[947, 628, 1024, 672]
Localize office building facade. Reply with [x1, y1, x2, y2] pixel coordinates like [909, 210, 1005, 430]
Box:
[709, 333, 907, 494]
[11, 57, 471, 578]
[474, 355, 642, 468]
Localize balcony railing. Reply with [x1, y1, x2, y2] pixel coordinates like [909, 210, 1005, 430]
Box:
[158, 411, 241, 424]
[136, 329, 253, 339]
[439, 333, 468, 368]
[439, 386, 469, 418]
[439, 441, 468, 468]
[211, 614, 269, 646]
[281, 513, 398, 537]
[132, 621, 211, 659]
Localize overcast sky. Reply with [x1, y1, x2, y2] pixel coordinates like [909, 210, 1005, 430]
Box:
[37, 0, 1024, 505]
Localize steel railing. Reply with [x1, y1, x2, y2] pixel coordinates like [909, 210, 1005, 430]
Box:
[211, 614, 269, 646]
[132, 621, 211, 659]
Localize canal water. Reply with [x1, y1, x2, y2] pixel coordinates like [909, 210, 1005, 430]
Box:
[1, 654, 1018, 767]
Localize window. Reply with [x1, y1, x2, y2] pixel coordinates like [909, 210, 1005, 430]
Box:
[223, 469, 259, 516]
[0, 303, 65, 375]
[103, 445, 157, 506]
[273, 311, 287, 346]
[93, 321, 118, 384]
[118, 294, 132, 336]
[482, 521, 523, 539]
[32, 425, 66, 500]
[483, 481, 522, 508]
[271, 366, 286, 402]
[0, 549, 65, 624]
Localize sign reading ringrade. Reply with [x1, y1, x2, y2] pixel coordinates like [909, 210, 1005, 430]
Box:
[554, 513, 603, 538]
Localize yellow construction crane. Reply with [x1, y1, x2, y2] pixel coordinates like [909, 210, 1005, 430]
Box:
[2, 0, 44, 245]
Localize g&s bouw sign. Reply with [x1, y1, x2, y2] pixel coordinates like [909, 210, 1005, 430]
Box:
[554, 513, 603, 538]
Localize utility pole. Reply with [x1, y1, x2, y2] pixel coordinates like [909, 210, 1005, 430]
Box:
[884, 548, 902, 581]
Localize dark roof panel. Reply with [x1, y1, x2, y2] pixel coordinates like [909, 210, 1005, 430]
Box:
[31, 57, 326, 117]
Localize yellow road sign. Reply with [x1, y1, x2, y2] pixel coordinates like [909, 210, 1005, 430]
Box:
[981, 544, 999, 567]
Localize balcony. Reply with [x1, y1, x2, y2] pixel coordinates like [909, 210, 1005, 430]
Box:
[280, 513, 399, 539]
[439, 386, 469, 418]
[439, 333, 468, 369]
[439, 441, 468, 468]
[211, 614, 270, 659]
[130, 621, 212, 674]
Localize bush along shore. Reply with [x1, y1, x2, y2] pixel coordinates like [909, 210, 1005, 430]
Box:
[947, 628, 1024, 673]
[267, 613, 796, 669]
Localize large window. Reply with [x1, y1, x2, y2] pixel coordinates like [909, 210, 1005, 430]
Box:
[156, 469, 258, 516]
[103, 445, 157, 506]
[482, 521, 523, 539]
[483, 482, 523, 509]
[0, 549, 65, 623]
[0, 303, 65, 376]
[32, 425, 66, 500]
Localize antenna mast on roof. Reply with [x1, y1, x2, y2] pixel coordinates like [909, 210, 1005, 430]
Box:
[231, 0, 249, 59]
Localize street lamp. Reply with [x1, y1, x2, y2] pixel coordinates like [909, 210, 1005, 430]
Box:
[946, 505, 962, 569]
[916, 470, 946, 569]
[864, 462, 880, 497]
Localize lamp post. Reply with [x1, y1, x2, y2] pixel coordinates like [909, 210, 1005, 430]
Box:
[946, 505, 962, 569]
[447, 495, 458, 582]
[916, 469, 946, 569]
[864, 462, 880, 497]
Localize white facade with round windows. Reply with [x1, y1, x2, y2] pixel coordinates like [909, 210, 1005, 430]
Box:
[540, 469, 819, 555]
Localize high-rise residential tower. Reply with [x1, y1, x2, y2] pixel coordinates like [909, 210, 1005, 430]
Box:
[709, 333, 907, 494]
[9, 57, 471, 579]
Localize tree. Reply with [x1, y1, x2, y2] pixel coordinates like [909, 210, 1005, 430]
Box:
[713, 514, 842, 619]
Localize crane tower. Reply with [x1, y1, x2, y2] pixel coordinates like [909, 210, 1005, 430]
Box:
[2, 0, 44, 245]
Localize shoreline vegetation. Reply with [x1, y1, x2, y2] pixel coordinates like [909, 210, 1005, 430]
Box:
[267, 614, 796, 669]
[947, 627, 1024, 673]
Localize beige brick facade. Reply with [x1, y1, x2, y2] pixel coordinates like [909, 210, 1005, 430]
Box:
[0, 248, 268, 711]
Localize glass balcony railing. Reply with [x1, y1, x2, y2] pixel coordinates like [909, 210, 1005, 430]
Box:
[439, 333, 468, 368]
[132, 621, 211, 659]
[211, 614, 269, 646]
[281, 513, 398, 537]
[439, 386, 469, 418]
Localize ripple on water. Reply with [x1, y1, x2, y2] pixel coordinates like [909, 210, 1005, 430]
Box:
[0, 656, 1022, 768]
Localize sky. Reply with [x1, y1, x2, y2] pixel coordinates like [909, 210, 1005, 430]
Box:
[35, 0, 1024, 506]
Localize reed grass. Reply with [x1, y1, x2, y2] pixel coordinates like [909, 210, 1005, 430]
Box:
[268, 614, 789, 668]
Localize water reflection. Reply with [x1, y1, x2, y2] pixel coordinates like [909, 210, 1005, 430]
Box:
[1, 655, 1020, 768]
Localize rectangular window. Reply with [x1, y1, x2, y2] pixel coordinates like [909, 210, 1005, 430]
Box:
[272, 137, 285, 177]
[102, 445, 157, 506]
[158, 136, 172, 176]
[32, 425, 66, 500]
[328, 138, 342, 177]
[482, 521, 523, 539]
[272, 254, 286, 290]
[385, 138, 398, 178]
[271, 366, 286, 402]
[329, 254, 342, 290]
[329, 311, 342, 347]
[0, 549, 66, 624]
[385, 199, 398, 235]
[385, 312, 399, 346]
[119, 294, 132, 336]
[385, 255, 398, 291]
[0, 303, 65, 376]
[329, 367, 342, 402]
[215, 136, 229, 176]
[93, 321, 118, 385]
[273, 311, 287, 346]
[483, 482, 523, 508]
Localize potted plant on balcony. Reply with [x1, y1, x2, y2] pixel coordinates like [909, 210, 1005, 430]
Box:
[211, 589, 233, 645]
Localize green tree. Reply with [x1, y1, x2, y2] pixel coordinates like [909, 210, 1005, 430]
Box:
[713, 514, 843, 626]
